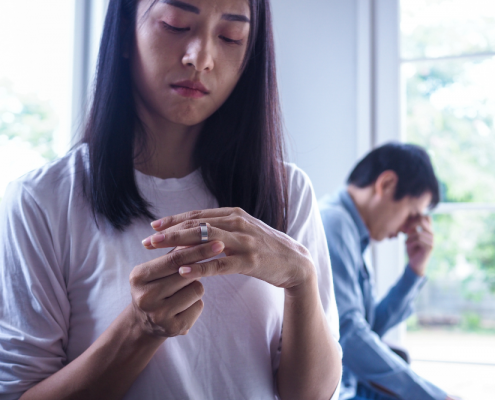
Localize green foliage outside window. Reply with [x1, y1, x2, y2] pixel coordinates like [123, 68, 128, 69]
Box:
[402, 1, 495, 329]
[0, 78, 58, 162]
[404, 59, 495, 296]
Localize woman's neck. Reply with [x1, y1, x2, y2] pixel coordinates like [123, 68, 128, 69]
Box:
[134, 110, 204, 180]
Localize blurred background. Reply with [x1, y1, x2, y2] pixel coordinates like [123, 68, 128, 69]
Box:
[0, 0, 494, 398]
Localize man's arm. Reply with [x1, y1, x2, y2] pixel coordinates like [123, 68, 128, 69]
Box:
[373, 265, 425, 336]
[374, 215, 433, 336]
[320, 208, 447, 400]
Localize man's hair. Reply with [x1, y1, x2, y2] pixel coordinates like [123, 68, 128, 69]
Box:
[347, 142, 440, 208]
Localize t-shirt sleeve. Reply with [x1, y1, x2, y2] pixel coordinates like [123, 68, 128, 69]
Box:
[285, 165, 341, 347]
[0, 180, 70, 399]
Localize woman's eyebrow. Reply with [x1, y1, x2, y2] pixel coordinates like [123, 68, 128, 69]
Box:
[161, 0, 200, 14]
[222, 14, 250, 23]
[160, 0, 250, 22]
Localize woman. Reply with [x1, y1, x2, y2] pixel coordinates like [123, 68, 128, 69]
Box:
[0, 0, 342, 399]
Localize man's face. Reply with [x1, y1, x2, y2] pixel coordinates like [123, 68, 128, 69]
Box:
[369, 191, 432, 242]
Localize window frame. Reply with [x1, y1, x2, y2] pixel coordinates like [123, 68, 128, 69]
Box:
[71, 0, 109, 145]
[368, 0, 495, 344]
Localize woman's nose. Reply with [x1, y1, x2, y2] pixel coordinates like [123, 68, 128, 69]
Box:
[182, 38, 214, 72]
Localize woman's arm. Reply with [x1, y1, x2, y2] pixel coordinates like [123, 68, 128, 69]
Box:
[20, 305, 163, 400]
[145, 207, 342, 400]
[277, 273, 342, 400]
[19, 242, 224, 400]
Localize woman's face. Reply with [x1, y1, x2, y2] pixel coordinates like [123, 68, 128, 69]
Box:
[131, 0, 251, 126]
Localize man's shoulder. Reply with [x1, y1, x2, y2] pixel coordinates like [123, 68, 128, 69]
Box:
[319, 194, 355, 231]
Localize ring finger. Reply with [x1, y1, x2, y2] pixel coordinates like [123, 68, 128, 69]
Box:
[144, 225, 227, 249]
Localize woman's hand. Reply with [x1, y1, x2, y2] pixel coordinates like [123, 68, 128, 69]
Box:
[141, 207, 315, 291]
[129, 241, 225, 338]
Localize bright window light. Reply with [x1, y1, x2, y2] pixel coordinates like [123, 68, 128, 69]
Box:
[0, 0, 75, 200]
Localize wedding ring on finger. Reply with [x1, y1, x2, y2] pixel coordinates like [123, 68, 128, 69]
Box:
[200, 222, 208, 242]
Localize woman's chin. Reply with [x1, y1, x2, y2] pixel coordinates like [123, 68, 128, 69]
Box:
[164, 106, 215, 127]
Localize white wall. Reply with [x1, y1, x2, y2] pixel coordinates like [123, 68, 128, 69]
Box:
[272, 0, 405, 344]
[271, 0, 362, 199]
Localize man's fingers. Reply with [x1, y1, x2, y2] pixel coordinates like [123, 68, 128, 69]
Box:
[419, 216, 433, 234]
[407, 230, 433, 243]
[402, 214, 433, 235]
[406, 235, 433, 249]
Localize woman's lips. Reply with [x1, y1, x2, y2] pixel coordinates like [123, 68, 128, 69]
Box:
[170, 80, 209, 98]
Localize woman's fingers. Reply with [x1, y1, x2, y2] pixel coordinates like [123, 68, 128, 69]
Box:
[166, 280, 205, 315]
[131, 273, 195, 312]
[154, 216, 253, 236]
[175, 299, 205, 336]
[150, 207, 249, 231]
[144, 225, 226, 250]
[131, 241, 225, 283]
[178, 256, 239, 279]
[142, 273, 198, 305]
[137, 282, 205, 338]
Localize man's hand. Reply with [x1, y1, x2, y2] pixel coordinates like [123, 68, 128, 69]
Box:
[401, 215, 434, 277]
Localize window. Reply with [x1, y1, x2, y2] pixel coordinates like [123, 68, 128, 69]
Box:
[401, 0, 495, 397]
[0, 0, 108, 203]
[0, 1, 76, 200]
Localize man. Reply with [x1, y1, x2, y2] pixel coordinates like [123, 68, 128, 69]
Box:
[320, 143, 457, 400]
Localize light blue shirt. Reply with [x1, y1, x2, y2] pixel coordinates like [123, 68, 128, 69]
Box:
[319, 189, 447, 400]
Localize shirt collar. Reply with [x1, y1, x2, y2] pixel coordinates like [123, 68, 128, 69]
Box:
[338, 189, 370, 254]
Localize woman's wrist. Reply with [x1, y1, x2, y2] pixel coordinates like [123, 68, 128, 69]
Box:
[124, 303, 168, 346]
[284, 262, 318, 299]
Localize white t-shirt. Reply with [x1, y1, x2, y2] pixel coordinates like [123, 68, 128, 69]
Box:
[0, 145, 340, 400]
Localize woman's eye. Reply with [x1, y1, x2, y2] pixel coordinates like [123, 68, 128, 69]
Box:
[162, 21, 190, 33]
[219, 35, 243, 46]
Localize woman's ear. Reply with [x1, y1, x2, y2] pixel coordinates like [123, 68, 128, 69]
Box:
[374, 170, 398, 199]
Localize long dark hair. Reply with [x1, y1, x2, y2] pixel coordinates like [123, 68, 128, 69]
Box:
[82, 0, 288, 232]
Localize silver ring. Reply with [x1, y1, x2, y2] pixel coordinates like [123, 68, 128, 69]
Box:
[199, 223, 208, 242]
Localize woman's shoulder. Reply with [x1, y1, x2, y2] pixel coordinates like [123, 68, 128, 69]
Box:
[283, 162, 319, 234]
[283, 162, 316, 208]
[4, 144, 88, 210]
[283, 161, 314, 196]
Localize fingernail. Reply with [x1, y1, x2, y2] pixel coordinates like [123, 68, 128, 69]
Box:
[179, 266, 192, 274]
[142, 237, 151, 246]
[151, 233, 165, 243]
[211, 241, 224, 253]
[151, 220, 162, 229]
